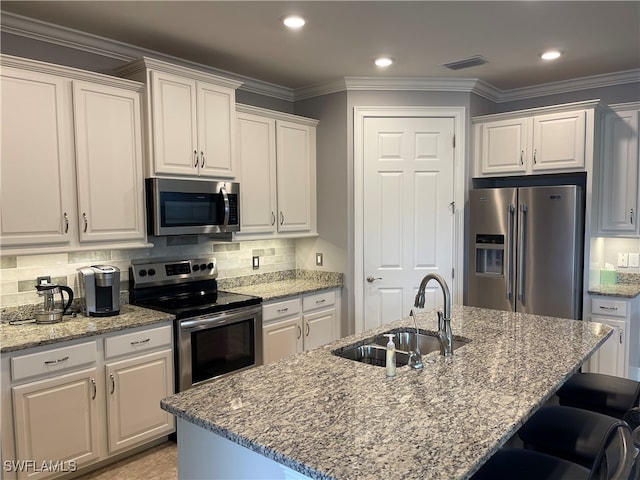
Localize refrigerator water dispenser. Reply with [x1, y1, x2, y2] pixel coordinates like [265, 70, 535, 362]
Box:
[475, 234, 504, 276]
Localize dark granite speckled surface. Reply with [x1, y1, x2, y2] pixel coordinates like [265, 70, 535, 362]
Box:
[1, 305, 174, 353]
[160, 305, 612, 480]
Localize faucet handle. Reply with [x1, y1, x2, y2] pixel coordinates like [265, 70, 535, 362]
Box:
[408, 350, 423, 370]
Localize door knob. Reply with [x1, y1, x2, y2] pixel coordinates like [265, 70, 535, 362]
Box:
[366, 276, 382, 283]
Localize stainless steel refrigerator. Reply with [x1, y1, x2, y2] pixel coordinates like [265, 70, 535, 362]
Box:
[466, 185, 584, 319]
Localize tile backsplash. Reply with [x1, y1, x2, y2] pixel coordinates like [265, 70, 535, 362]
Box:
[0, 237, 296, 307]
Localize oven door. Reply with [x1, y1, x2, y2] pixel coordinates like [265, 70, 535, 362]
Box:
[177, 305, 262, 391]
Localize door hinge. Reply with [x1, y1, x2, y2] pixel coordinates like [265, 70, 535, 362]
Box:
[452, 134, 456, 148]
[452, 268, 455, 279]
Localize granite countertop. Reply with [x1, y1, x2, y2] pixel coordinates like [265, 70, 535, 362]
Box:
[588, 283, 640, 298]
[1, 304, 175, 353]
[220, 270, 343, 301]
[160, 305, 612, 480]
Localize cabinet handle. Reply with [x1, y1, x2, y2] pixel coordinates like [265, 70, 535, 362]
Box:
[316, 299, 326, 304]
[193, 150, 199, 168]
[201, 151, 205, 168]
[63, 213, 69, 233]
[130, 338, 151, 345]
[599, 305, 619, 311]
[619, 329, 624, 344]
[277, 307, 289, 313]
[533, 149, 537, 164]
[91, 378, 97, 400]
[280, 212, 285, 225]
[44, 356, 69, 365]
[296, 324, 302, 339]
[82, 213, 88, 233]
[271, 212, 276, 226]
[631, 209, 634, 225]
[110, 374, 115, 394]
[520, 150, 524, 165]
[305, 323, 310, 336]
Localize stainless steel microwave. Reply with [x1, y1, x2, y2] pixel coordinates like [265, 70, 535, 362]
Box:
[146, 178, 240, 236]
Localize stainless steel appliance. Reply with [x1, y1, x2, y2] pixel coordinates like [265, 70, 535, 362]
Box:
[129, 257, 262, 392]
[466, 185, 584, 319]
[146, 178, 240, 236]
[77, 265, 121, 316]
[34, 282, 74, 324]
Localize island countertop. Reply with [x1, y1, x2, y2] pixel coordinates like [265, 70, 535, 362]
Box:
[161, 305, 612, 480]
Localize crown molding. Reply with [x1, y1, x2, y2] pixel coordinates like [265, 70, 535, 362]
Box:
[0, 11, 295, 101]
[2, 11, 637, 105]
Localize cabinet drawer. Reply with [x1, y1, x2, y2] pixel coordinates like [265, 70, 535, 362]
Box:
[303, 290, 336, 312]
[104, 324, 173, 359]
[263, 298, 301, 322]
[11, 341, 97, 382]
[591, 298, 627, 318]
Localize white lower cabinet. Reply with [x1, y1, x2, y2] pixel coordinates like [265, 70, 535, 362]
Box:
[1, 322, 175, 480]
[262, 289, 340, 365]
[587, 296, 640, 380]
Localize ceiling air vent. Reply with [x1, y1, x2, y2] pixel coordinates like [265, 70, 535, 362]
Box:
[442, 55, 488, 71]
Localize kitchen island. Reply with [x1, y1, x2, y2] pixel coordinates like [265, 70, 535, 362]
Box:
[161, 306, 612, 480]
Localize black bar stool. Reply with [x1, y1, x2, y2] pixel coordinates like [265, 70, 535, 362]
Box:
[556, 373, 640, 419]
[471, 406, 635, 480]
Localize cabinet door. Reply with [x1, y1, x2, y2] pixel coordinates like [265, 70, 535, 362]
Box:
[0, 68, 75, 247]
[262, 317, 303, 365]
[105, 349, 174, 454]
[589, 316, 628, 378]
[276, 121, 314, 232]
[479, 118, 528, 175]
[150, 71, 198, 175]
[197, 81, 236, 177]
[12, 368, 100, 479]
[532, 110, 586, 171]
[599, 110, 639, 234]
[73, 81, 146, 243]
[303, 308, 336, 351]
[237, 112, 278, 234]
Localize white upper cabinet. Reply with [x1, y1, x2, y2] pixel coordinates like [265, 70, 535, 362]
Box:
[473, 101, 601, 177]
[0, 55, 149, 254]
[597, 108, 639, 236]
[236, 104, 318, 238]
[0, 67, 75, 247]
[73, 81, 146, 243]
[116, 57, 241, 179]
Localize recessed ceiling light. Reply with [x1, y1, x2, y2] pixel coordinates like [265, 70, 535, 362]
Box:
[374, 57, 393, 68]
[282, 15, 306, 29]
[541, 49, 562, 61]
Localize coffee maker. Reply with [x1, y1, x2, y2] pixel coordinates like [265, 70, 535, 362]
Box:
[78, 265, 120, 316]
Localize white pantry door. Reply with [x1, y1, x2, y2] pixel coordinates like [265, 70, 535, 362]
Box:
[363, 117, 455, 331]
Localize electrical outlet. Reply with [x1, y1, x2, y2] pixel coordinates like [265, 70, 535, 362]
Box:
[36, 275, 51, 286]
[252, 256, 259, 269]
[629, 253, 640, 268]
[315, 253, 323, 266]
[618, 253, 628, 268]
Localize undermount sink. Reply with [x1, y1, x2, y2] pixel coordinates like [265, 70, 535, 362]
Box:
[332, 328, 469, 367]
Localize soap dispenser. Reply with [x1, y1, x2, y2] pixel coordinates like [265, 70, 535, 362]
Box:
[384, 334, 396, 377]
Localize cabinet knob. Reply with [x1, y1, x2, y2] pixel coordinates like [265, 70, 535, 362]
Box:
[193, 150, 199, 168]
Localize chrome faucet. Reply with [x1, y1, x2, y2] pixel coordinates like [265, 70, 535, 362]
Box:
[414, 273, 453, 357]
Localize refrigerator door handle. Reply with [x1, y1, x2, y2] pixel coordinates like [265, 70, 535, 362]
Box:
[506, 204, 515, 300]
[518, 204, 528, 302]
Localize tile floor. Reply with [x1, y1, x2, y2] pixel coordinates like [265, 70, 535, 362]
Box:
[76, 442, 177, 480]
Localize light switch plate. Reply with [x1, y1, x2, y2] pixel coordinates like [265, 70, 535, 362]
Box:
[252, 256, 259, 269]
[618, 252, 629, 268]
[629, 253, 640, 268]
[315, 253, 323, 266]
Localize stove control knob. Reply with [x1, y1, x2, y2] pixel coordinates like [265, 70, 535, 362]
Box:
[207, 262, 214, 270]
[200, 263, 207, 271]
[148, 268, 156, 276]
[138, 269, 147, 277]
[192, 264, 200, 272]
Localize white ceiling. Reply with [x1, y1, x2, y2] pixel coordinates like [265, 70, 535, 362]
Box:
[1, 1, 639, 93]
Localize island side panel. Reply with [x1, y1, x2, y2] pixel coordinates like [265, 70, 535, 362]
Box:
[177, 418, 311, 480]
